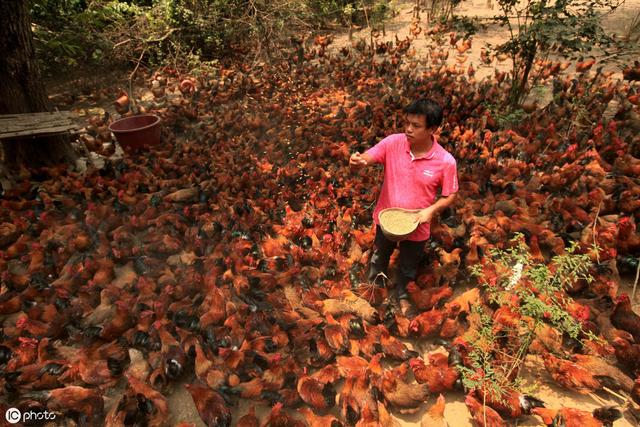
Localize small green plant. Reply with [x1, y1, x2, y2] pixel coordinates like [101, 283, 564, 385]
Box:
[460, 234, 597, 400]
[482, 102, 526, 130]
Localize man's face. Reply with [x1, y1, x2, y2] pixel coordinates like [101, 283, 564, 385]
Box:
[404, 114, 431, 146]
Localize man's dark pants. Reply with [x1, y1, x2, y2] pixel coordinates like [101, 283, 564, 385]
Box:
[367, 225, 427, 300]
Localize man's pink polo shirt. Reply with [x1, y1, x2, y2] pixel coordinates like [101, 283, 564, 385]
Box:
[365, 133, 458, 241]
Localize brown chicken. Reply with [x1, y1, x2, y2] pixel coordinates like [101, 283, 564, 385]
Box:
[476, 388, 545, 419]
[409, 353, 458, 393]
[542, 352, 601, 393]
[409, 308, 445, 337]
[260, 401, 305, 427]
[378, 367, 430, 414]
[465, 393, 506, 427]
[406, 283, 453, 311]
[611, 294, 640, 342]
[532, 405, 621, 427]
[377, 326, 419, 361]
[296, 374, 336, 411]
[157, 323, 187, 383]
[323, 314, 350, 354]
[340, 373, 377, 425]
[185, 381, 231, 427]
[236, 406, 259, 427]
[297, 407, 342, 427]
[106, 374, 168, 427]
[570, 353, 634, 393]
[24, 385, 104, 425]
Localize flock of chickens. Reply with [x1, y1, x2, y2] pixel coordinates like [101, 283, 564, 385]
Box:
[1, 24, 640, 427]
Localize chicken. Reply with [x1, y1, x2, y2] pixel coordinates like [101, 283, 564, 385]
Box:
[611, 294, 640, 342]
[532, 405, 621, 427]
[297, 407, 342, 427]
[409, 308, 445, 337]
[378, 368, 430, 414]
[444, 288, 479, 315]
[157, 323, 187, 383]
[377, 326, 419, 361]
[595, 310, 634, 344]
[340, 374, 377, 424]
[409, 353, 458, 393]
[623, 60, 640, 81]
[106, 374, 168, 427]
[421, 394, 446, 427]
[406, 283, 453, 311]
[542, 352, 601, 393]
[82, 297, 133, 341]
[185, 381, 231, 427]
[476, 388, 545, 419]
[320, 290, 379, 323]
[570, 353, 634, 393]
[237, 406, 259, 427]
[465, 393, 506, 427]
[262, 402, 306, 427]
[323, 314, 350, 354]
[611, 337, 640, 376]
[296, 374, 336, 411]
[24, 385, 104, 425]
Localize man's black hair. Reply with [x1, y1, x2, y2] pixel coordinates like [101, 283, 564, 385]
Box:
[403, 98, 443, 128]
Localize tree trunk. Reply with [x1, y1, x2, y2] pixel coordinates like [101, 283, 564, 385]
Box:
[0, 0, 76, 169]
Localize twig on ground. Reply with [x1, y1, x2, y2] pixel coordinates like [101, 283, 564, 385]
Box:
[588, 392, 608, 406]
[601, 386, 629, 402]
[632, 257, 640, 300]
[592, 201, 602, 264]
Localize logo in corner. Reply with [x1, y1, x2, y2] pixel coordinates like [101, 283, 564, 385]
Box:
[5, 408, 21, 424]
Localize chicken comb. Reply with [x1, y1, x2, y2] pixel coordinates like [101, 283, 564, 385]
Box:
[18, 336, 38, 347]
[15, 316, 28, 329]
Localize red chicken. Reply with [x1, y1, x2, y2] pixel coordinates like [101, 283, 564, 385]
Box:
[611, 294, 640, 342]
[24, 385, 104, 424]
[532, 405, 621, 427]
[409, 352, 458, 393]
[465, 393, 506, 427]
[185, 381, 231, 427]
[476, 388, 545, 419]
[409, 308, 445, 337]
[406, 282, 453, 311]
[542, 352, 601, 393]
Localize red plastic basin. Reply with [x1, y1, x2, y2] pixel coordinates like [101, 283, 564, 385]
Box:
[108, 114, 161, 152]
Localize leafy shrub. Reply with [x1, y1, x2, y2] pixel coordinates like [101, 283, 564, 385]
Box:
[461, 234, 597, 396]
[30, 0, 395, 74]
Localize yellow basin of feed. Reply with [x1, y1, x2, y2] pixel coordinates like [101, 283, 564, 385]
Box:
[379, 208, 419, 237]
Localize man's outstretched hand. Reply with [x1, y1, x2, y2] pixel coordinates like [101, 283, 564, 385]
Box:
[350, 152, 368, 167]
[414, 207, 434, 224]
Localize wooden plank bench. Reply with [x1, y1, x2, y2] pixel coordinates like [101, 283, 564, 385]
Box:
[0, 111, 80, 140]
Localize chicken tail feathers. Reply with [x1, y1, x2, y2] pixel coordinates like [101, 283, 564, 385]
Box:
[520, 394, 545, 413]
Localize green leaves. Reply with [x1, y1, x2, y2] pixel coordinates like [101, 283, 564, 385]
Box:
[490, 0, 621, 107]
[461, 232, 595, 397]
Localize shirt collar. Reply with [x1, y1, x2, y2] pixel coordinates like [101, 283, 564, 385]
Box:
[406, 134, 438, 160]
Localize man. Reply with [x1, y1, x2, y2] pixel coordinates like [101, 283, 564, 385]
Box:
[349, 98, 458, 316]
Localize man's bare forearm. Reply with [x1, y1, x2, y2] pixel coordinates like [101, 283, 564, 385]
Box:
[429, 193, 456, 215]
[415, 193, 456, 224]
